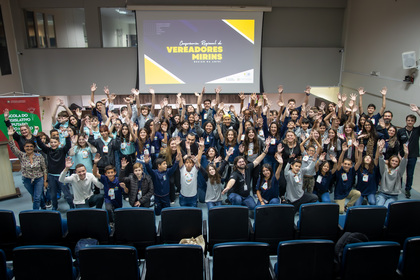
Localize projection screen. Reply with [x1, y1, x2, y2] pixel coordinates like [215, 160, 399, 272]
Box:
[136, 10, 263, 93]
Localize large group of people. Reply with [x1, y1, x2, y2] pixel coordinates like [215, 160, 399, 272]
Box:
[5, 83, 420, 220]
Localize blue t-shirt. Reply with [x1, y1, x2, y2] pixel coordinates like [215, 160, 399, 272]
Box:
[356, 166, 378, 196]
[256, 175, 280, 201]
[334, 167, 356, 200]
[101, 174, 123, 208]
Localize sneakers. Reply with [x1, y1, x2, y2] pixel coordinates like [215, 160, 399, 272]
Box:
[405, 190, 411, 199]
[45, 201, 52, 208]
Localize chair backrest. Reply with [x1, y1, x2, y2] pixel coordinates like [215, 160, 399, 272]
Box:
[0, 210, 19, 260]
[341, 241, 400, 280]
[276, 239, 335, 280]
[399, 236, 420, 279]
[298, 203, 339, 241]
[67, 209, 110, 244]
[145, 244, 203, 280]
[343, 206, 387, 240]
[13, 246, 76, 280]
[386, 200, 420, 245]
[213, 242, 271, 280]
[19, 210, 64, 245]
[0, 249, 12, 280]
[253, 205, 295, 255]
[114, 208, 156, 258]
[79, 245, 139, 280]
[208, 206, 249, 254]
[161, 207, 202, 244]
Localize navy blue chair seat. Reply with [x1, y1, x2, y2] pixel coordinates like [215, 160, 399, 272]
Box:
[13, 245, 77, 280]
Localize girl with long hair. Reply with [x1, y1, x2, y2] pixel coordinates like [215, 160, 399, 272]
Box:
[256, 155, 283, 205]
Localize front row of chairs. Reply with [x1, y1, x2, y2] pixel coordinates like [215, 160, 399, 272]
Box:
[1, 237, 420, 280]
[2, 201, 420, 260]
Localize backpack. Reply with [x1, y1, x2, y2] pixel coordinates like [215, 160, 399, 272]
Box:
[334, 232, 369, 274]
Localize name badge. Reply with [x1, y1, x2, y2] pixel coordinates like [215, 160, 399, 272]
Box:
[248, 149, 253, 156]
[303, 155, 309, 162]
[270, 138, 276, 145]
[294, 175, 300, 183]
[244, 183, 248, 191]
[121, 142, 126, 150]
[241, 134, 245, 141]
[262, 182, 268, 190]
[163, 175, 166, 181]
[362, 174, 369, 182]
[151, 146, 155, 154]
[259, 130, 264, 137]
[330, 146, 335, 151]
[82, 150, 89, 159]
[371, 119, 376, 125]
[103, 146, 108, 153]
[348, 140, 352, 146]
[137, 190, 142, 201]
[316, 175, 322, 183]
[108, 188, 115, 200]
[204, 113, 208, 119]
[342, 173, 348, 181]
[206, 136, 210, 143]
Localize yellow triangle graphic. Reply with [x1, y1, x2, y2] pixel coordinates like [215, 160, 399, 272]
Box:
[144, 55, 184, 84]
[223, 19, 254, 44]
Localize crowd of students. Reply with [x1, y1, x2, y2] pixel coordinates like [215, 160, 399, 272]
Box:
[5, 84, 420, 221]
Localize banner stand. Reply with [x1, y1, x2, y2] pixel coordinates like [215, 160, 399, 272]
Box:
[0, 141, 21, 200]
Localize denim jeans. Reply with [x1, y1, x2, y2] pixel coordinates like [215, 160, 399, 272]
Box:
[256, 198, 280, 206]
[154, 195, 170, 216]
[22, 176, 45, 210]
[179, 194, 198, 207]
[228, 193, 256, 210]
[405, 157, 417, 191]
[48, 174, 74, 210]
[376, 192, 398, 208]
[314, 191, 332, 203]
[206, 201, 222, 210]
[355, 194, 376, 206]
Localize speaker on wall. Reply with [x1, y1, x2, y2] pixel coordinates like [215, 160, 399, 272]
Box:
[402, 51, 417, 69]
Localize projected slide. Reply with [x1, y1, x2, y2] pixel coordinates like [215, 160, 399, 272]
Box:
[137, 11, 263, 93]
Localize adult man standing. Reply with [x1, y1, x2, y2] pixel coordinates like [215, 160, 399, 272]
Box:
[397, 104, 420, 198]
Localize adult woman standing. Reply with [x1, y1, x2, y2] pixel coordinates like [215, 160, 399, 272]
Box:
[7, 127, 47, 209]
[3, 109, 37, 152]
[88, 125, 120, 174]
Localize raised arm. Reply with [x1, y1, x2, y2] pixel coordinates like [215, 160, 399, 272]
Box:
[90, 83, 97, 108]
[51, 98, 61, 125]
[354, 143, 364, 170]
[92, 154, 101, 179]
[303, 85, 311, 107]
[197, 87, 204, 114]
[337, 141, 348, 170]
[379, 87, 387, 116]
[409, 103, 420, 116]
[253, 138, 270, 166]
[274, 153, 283, 180]
[358, 87, 365, 115]
[149, 88, 156, 117]
[215, 87, 221, 109]
[215, 115, 224, 142]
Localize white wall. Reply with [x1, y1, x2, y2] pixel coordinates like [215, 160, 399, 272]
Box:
[0, 0, 23, 94]
[341, 0, 420, 127]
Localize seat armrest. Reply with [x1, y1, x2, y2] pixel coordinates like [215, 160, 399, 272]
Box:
[248, 218, 254, 241]
[156, 220, 162, 243]
[140, 263, 146, 280]
[269, 262, 277, 280]
[202, 220, 208, 255]
[204, 256, 210, 280]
